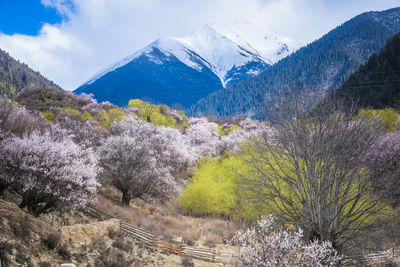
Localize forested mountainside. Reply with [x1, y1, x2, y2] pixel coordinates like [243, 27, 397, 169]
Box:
[335, 32, 400, 110]
[190, 7, 400, 118]
[0, 48, 59, 98]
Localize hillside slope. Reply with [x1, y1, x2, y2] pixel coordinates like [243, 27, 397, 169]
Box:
[0, 48, 59, 98]
[0, 197, 198, 266]
[335, 32, 400, 110]
[190, 7, 400, 118]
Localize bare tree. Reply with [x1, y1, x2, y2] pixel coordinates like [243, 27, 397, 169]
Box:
[236, 92, 387, 253]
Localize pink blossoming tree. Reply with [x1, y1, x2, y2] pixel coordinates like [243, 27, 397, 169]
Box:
[100, 116, 181, 205]
[231, 215, 341, 267]
[0, 131, 100, 216]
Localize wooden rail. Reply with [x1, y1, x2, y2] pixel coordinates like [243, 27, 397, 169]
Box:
[85, 204, 237, 264]
[364, 247, 400, 261]
[85, 204, 400, 265]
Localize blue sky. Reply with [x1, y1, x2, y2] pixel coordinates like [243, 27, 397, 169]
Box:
[0, 0, 399, 90]
[0, 0, 63, 35]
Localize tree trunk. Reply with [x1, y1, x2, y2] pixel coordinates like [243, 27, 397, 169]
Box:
[19, 199, 27, 209]
[122, 192, 131, 206]
[0, 250, 5, 267]
[26, 203, 42, 217]
[0, 183, 6, 197]
[33, 208, 43, 218]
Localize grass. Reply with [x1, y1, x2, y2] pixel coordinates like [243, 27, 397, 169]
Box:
[96, 187, 238, 247]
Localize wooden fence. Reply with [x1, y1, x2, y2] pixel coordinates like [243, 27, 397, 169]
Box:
[364, 247, 400, 262]
[85, 204, 237, 264]
[342, 247, 400, 265]
[85, 204, 400, 265]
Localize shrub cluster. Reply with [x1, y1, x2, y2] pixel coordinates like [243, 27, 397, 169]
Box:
[42, 232, 61, 250]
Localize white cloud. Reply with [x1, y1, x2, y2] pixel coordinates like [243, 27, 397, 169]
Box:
[0, 0, 398, 90]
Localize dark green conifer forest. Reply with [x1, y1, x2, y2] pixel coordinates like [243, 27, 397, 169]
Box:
[336, 32, 400, 110]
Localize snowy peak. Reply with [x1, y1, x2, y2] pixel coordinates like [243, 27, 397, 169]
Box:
[211, 21, 301, 63]
[176, 22, 301, 85]
[84, 37, 209, 85]
[173, 24, 267, 86]
[83, 22, 301, 87]
[155, 37, 212, 71]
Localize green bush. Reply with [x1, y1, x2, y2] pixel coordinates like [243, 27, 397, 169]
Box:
[357, 108, 399, 132]
[101, 107, 126, 128]
[127, 99, 187, 128]
[42, 111, 55, 123]
[217, 124, 241, 135]
[179, 156, 237, 215]
[178, 152, 274, 218]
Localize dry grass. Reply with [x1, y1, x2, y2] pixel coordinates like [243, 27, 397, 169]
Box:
[95, 189, 238, 247]
[60, 219, 120, 244]
[0, 197, 210, 266]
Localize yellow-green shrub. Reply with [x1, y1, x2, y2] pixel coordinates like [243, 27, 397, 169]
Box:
[179, 156, 238, 215]
[179, 153, 270, 218]
[150, 112, 176, 127]
[42, 112, 55, 123]
[180, 143, 392, 224]
[128, 99, 185, 128]
[81, 111, 97, 122]
[61, 107, 79, 118]
[357, 108, 399, 132]
[127, 99, 143, 109]
[101, 108, 126, 128]
[217, 124, 241, 135]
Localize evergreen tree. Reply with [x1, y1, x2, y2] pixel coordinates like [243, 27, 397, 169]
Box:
[335, 33, 400, 110]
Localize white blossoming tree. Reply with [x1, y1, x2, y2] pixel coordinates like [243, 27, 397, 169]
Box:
[0, 98, 44, 139]
[100, 116, 182, 205]
[231, 216, 341, 267]
[154, 126, 198, 173]
[366, 131, 400, 205]
[219, 121, 276, 154]
[110, 115, 197, 172]
[184, 117, 221, 157]
[99, 134, 178, 205]
[0, 131, 100, 216]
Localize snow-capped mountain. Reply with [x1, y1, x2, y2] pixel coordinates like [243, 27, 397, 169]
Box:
[189, 7, 400, 118]
[75, 22, 301, 107]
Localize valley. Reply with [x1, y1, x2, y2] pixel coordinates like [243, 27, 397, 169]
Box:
[0, 4, 400, 267]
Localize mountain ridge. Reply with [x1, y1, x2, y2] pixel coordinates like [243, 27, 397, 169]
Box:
[0, 48, 60, 99]
[75, 22, 300, 107]
[189, 7, 400, 118]
[335, 31, 400, 110]
[83, 22, 301, 87]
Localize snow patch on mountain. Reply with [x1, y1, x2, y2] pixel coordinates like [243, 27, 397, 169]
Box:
[212, 21, 302, 64]
[83, 22, 301, 87]
[156, 37, 210, 71]
[83, 45, 154, 85]
[173, 24, 266, 86]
